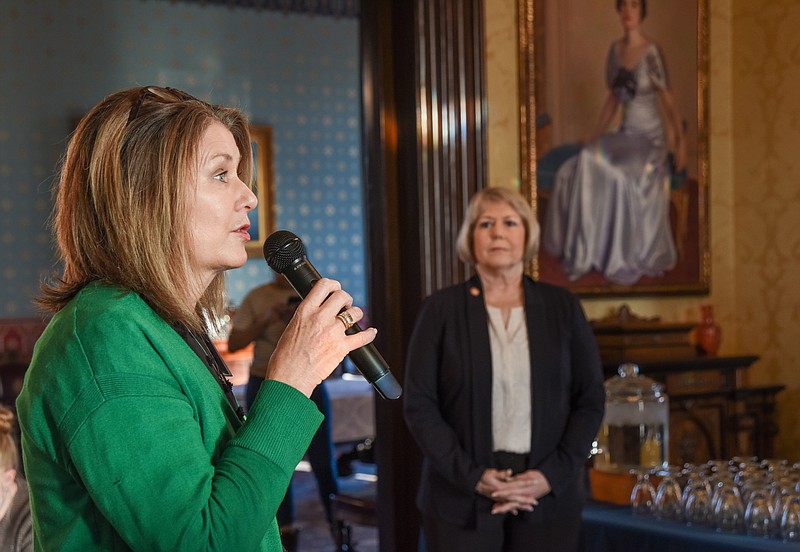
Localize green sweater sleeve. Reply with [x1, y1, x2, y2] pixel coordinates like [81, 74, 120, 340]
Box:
[67, 377, 321, 551]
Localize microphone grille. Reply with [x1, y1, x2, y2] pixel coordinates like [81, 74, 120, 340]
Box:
[263, 230, 307, 274]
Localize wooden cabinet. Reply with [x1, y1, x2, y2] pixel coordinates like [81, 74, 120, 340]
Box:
[602, 356, 783, 465]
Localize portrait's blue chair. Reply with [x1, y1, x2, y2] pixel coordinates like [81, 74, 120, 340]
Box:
[536, 142, 582, 196]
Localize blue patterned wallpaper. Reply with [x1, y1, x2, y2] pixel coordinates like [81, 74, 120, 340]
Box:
[0, 0, 365, 317]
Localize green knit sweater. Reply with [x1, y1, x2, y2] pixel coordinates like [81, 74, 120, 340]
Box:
[16, 282, 322, 551]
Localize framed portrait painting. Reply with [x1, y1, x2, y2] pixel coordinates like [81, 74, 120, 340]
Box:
[245, 124, 276, 258]
[519, 0, 709, 296]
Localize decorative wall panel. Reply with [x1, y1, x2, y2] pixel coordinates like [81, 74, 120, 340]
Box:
[163, 0, 359, 18]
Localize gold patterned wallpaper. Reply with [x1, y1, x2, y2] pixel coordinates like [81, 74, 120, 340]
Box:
[485, 0, 800, 460]
[730, 0, 800, 459]
[484, 0, 520, 190]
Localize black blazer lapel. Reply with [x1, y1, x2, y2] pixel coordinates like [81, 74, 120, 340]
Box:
[524, 277, 556, 465]
[465, 275, 494, 466]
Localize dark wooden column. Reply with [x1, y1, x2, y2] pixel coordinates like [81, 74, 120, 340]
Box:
[360, 1, 486, 551]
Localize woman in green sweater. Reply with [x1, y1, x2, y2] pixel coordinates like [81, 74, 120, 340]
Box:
[15, 86, 376, 551]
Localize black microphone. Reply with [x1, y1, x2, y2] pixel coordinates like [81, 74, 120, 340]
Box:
[263, 230, 402, 400]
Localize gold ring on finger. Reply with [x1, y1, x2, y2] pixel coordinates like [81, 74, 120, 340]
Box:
[337, 310, 355, 330]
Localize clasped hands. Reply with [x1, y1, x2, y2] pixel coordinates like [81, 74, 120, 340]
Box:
[475, 468, 552, 516]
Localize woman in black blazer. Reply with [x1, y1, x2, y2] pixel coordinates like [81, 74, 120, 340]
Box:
[404, 187, 605, 552]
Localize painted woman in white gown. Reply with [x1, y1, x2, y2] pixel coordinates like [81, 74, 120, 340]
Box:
[543, 0, 686, 286]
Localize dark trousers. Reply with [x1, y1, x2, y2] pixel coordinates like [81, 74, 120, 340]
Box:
[422, 513, 581, 552]
[246, 374, 339, 525]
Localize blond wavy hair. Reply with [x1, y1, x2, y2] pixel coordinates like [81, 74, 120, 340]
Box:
[0, 405, 18, 472]
[455, 187, 540, 265]
[39, 86, 253, 332]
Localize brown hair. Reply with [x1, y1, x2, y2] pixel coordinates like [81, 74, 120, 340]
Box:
[455, 187, 540, 265]
[39, 86, 253, 331]
[0, 405, 18, 471]
[616, 0, 647, 19]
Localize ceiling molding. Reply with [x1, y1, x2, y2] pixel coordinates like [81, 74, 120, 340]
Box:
[158, 0, 359, 18]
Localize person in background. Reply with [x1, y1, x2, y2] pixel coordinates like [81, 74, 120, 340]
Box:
[15, 85, 375, 551]
[228, 277, 299, 411]
[228, 279, 339, 549]
[404, 187, 605, 552]
[0, 404, 31, 552]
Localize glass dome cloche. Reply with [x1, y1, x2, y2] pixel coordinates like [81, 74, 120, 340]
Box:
[594, 363, 669, 473]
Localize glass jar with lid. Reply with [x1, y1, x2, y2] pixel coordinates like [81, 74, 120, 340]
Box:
[594, 363, 669, 472]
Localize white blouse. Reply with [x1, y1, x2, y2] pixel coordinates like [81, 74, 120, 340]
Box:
[487, 305, 532, 454]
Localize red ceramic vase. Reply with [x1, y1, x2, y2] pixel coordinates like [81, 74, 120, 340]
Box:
[696, 305, 721, 356]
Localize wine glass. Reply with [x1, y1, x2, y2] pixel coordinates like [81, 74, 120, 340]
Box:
[740, 470, 768, 506]
[781, 494, 800, 542]
[682, 468, 712, 506]
[684, 480, 713, 527]
[631, 471, 656, 516]
[714, 486, 744, 533]
[656, 473, 683, 521]
[744, 489, 775, 538]
[772, 482, 795, 529]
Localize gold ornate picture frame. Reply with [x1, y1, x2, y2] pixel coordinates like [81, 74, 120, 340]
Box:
[519, 0, 709, 296]
[245, 124, 275, 258]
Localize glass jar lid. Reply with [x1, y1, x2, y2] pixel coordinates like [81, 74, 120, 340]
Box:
[604, 363, 666, 402]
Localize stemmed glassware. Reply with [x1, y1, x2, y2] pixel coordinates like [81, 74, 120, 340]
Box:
[780, 494, 800, 542]
[623, 456, 800, 541]
[744, 489, 775, 538]
[683, 478, 713, 527]
[630, 470, 656, 516]
[740, 470, 767, 506]
[774, 480, 797, 530]
[655, 470, 683, 521]
[714, 484, 744, 533]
